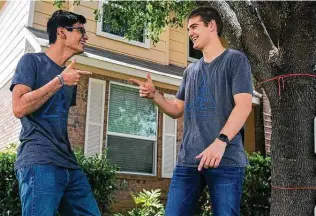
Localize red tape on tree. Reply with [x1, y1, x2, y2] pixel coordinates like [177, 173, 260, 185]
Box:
[257, 74, 316, 97]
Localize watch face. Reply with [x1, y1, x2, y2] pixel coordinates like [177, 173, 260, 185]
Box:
[219, 134, 229, 143]
[219, 134, 227, 139]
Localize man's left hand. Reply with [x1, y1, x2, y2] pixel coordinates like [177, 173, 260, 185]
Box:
[196, 139, 227, 171]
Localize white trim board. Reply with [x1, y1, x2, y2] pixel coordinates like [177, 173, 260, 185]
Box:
[27, 0, 35, 27]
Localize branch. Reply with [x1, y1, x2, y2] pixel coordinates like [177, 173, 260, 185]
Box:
[256, 1, 291, 47]
[227, 1, 280, 80]
[209, 1, 242, 50]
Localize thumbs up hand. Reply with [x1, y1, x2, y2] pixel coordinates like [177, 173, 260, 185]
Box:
[60, 59, 92, 86]
[130, 73, 156, 99]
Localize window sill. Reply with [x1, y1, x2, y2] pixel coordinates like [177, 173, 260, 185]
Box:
[96, 29, 150, 49]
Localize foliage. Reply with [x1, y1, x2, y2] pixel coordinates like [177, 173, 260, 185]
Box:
[241, 152, 271, 216]
[54, 0, 197, 44]
[0, 145, 19, 216]
[114, 189, 164, 216]
[75, 149, 120, 214]
[53, 0, 80, 8]
[0, 147, 119, 216]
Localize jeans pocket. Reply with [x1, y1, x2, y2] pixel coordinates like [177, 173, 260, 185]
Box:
[17, 166, 35, 188]
[16, 167, 27, 182]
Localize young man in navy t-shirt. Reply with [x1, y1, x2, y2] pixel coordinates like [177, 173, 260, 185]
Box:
[11, 10, 100, 216]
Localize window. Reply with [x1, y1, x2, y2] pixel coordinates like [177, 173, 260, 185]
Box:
[106, 82, 158, 175]
[188, 39, 203, 62]
[96, 1, 150, 48]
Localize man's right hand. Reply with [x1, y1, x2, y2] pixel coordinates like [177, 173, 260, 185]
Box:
[61, 59, 92, 86]
[130, 73, 156, 99]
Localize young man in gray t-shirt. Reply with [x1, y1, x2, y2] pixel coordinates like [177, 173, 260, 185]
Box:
[131, 6, 253, 216]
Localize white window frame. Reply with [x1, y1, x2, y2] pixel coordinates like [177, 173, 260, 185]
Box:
[106, 81, 158, 176]
[96, 1, 150, 49]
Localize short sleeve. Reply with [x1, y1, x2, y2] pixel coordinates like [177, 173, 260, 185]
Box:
[176, 65, 190, 101]
[10, 54, 37, 92]
[231, 53, 253, 95]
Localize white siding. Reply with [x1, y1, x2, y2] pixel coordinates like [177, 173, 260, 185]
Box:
[0, 0, 32, 88]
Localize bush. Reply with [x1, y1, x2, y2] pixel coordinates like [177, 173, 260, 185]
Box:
[75, 150, 119, 215]
[196, 152, 271, 216]
[0, 147, 119, 216]
[114, 189, 164, 216]
[241, 152, 271, 216]
[0, 145, 19, 216]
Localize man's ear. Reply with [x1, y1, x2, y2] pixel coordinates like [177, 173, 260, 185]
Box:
[209, 20, 216, 33]
[57, 27, 66, 39]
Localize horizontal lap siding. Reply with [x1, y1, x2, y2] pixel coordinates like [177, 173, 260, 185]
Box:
[0, 0, 30, 88]
[169, 25, 187, 67]
[32, 1, 168, 65]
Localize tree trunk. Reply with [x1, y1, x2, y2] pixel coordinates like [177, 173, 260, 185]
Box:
[266, 78, 316, 216]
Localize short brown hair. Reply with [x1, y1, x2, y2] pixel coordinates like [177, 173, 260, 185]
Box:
[188, 6, 223, 37]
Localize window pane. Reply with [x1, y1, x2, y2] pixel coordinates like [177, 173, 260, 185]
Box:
[107, 135, 154, 174]
[189, 39, 203, 59]
[102, 4, 145, 43]
[108, 84, 157, 138]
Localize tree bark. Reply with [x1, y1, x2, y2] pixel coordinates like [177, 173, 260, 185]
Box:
[266, 78, 316, 216]
[218, 1, 316, 215]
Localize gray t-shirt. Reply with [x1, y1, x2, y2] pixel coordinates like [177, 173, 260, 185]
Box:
[176, 49, 253, 167]
[10, 53, 79, 170]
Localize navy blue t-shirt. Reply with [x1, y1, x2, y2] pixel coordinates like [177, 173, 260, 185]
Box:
[10, 53, 79, 170]
[176, 49, 253, 167]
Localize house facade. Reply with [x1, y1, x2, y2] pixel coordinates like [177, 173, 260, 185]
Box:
[0, 0, 264, 212]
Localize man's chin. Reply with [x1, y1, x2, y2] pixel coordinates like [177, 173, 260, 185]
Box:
[74, 49, 84, 55]
[193, 45, 201, 50]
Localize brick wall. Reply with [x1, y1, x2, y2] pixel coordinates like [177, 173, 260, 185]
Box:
[67, 74, 183, 213]
[0, 80, 21, 150]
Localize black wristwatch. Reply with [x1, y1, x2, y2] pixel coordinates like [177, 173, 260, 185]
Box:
[218, 133, 230, 145]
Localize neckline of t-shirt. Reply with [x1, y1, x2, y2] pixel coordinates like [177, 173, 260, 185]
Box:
[41, 52, 66, 71]
[201, 48, 230, 65]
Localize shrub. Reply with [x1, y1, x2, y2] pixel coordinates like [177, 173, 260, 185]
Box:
[0, 147, 119, 216]
[114, 189, 164, 216]
[0, 145, 19, 216]
[241, 152, 271, 216]
[75, 150, 119, 214]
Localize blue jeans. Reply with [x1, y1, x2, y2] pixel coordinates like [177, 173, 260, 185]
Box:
[16, 164, 101, 216]
[165, 166, 245, 216]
